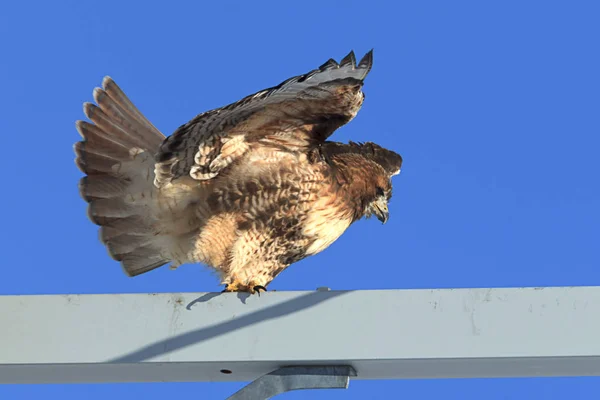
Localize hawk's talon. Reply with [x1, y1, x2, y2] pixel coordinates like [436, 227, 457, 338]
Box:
[221, 282, 267, 295]
[253, 285, 267, 296]
[222, 281, 242, 293]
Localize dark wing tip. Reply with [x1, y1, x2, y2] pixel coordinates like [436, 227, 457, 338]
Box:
[357, 49, 374, 75]
[320, 49, 371, 72]
[319, 58, 339, 71]
[340, 50, 357, 68]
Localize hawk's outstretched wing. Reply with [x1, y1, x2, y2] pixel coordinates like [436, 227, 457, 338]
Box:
[154, 50, 373, 187]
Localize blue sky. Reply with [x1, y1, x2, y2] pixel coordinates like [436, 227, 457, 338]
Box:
[1, 0, 599, 398]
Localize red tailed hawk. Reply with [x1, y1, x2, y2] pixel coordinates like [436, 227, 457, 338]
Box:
[74, 50, 402, 294]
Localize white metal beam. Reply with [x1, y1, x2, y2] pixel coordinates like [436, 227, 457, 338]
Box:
[2, 286, 600, 384]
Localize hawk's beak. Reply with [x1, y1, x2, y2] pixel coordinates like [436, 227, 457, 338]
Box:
[372, 198, 389, 224]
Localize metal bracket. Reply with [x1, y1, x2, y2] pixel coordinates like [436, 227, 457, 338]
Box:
[226, 365, 357, 400]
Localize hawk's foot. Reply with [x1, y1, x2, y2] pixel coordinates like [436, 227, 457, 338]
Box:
[222, 280, 268, 295]
[222, 281, 243, 293]
[251, 285, 267, 296]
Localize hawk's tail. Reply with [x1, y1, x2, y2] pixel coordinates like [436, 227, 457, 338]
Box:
[74, 76, 170, 276]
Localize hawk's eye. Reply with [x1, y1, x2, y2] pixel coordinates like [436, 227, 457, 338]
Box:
[376, 186, 385, 197]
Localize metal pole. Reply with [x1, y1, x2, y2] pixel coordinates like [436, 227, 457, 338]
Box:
[226, 366, 357, 400]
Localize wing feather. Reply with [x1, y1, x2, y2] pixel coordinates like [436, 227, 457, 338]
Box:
[154, 50, 374, 187]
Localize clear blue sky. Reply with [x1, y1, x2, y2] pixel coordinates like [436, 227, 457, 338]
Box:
[1, 0, 599, 398]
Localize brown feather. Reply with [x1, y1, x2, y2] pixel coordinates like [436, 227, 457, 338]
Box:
[75, 77, 179, 277]
[154, 50, 374, 187]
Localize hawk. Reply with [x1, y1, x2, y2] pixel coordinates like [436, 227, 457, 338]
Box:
[74, 50, 402, 294]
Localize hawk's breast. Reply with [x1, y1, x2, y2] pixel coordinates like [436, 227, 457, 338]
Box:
[302, 193, 353, 256]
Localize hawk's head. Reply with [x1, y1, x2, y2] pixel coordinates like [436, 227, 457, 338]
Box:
[364, 180, 393, 224]
[354, 142, 402, 224]
[320, 141, 402, 224]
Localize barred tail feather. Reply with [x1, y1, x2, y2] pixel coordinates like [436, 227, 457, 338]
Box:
[74, 76, 170, 276]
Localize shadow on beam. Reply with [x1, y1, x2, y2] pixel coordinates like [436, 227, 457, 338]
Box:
[108, 290, 351, 363]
